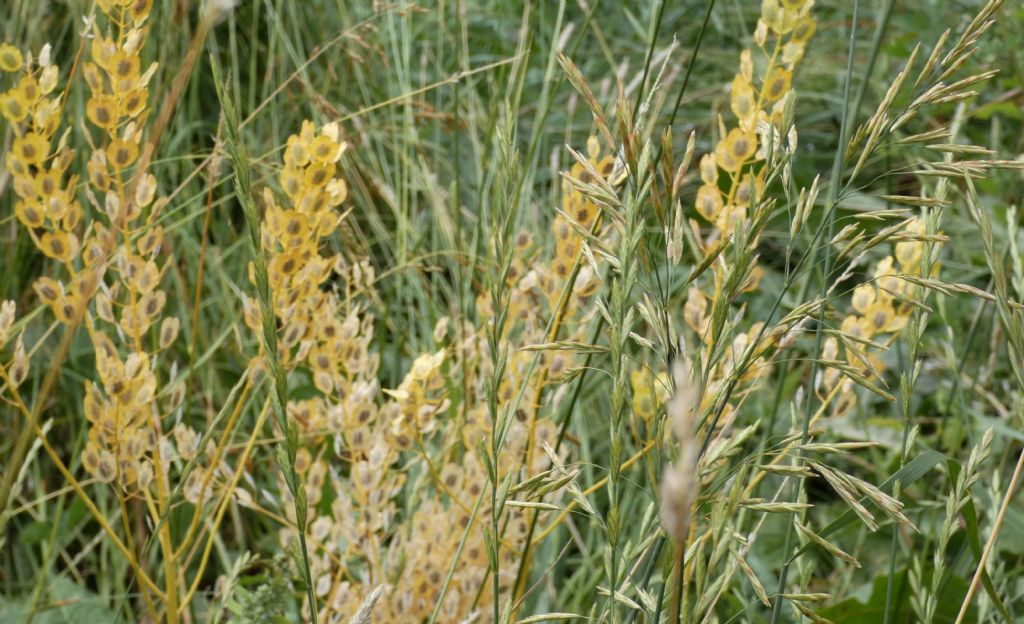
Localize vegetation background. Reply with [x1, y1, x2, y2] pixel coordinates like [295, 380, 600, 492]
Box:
[1, 0, 1024, 622]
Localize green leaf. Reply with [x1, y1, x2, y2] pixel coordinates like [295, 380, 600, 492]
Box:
[819, 569, 974, 623]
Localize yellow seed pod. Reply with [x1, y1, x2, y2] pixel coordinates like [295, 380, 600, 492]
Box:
[309, 135, 341, 163]
[16, 75, 41, 104]
[136, 225, 163, 256]
[695, 184, 724, 222]
[699, 154, 718, 185]
[86, 94, 120, 130]
[280, 165, 303, 197]
[791, 16, 817, 43]
[54, 293, 81, 325]
[127, 0, 154, 23]
[714, 128, 757, 172]
[39, 65, 59, 95]
[782, 41, 807, 66]
[851, 284, 876, 314]
[71, 269, 100, 301]
[139, 289, 166, 320]
[106, 138, 139, 169]
[40, 230, 72, 263]
[132, 260, 161, 294]
[865, 302, 895, 334]
[734, 171, 764, 207]
[15, 200, 46, 228]
[108, 50, 141, 84]
[90, 36, 117, 72]
[12, 132, 48, 165]
[304, 161, 335, 188]
[763, 67, 793, 103]
[730, 74, 757, 122]
[0, 90, 29, 123]
[684, 286, 708, 334]
[34, 168, 60, 197]
[841, 314, 870, 341]
[326, 178, 348, 207]
[121, 88, 148, 117]
[0, 43, 23, 72]
[33, 277, 62, 306]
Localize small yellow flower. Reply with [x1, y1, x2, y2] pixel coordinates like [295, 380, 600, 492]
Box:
[714, 127, 757, 172]
[0, 43, 23, 72]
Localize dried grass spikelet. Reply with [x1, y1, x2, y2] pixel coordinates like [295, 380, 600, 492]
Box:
[659, 355, 699, 545]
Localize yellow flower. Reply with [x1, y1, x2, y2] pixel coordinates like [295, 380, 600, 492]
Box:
[763, 67, 792, 103]
[714, 127, 757, 172]
[0, 44, 22, 72]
